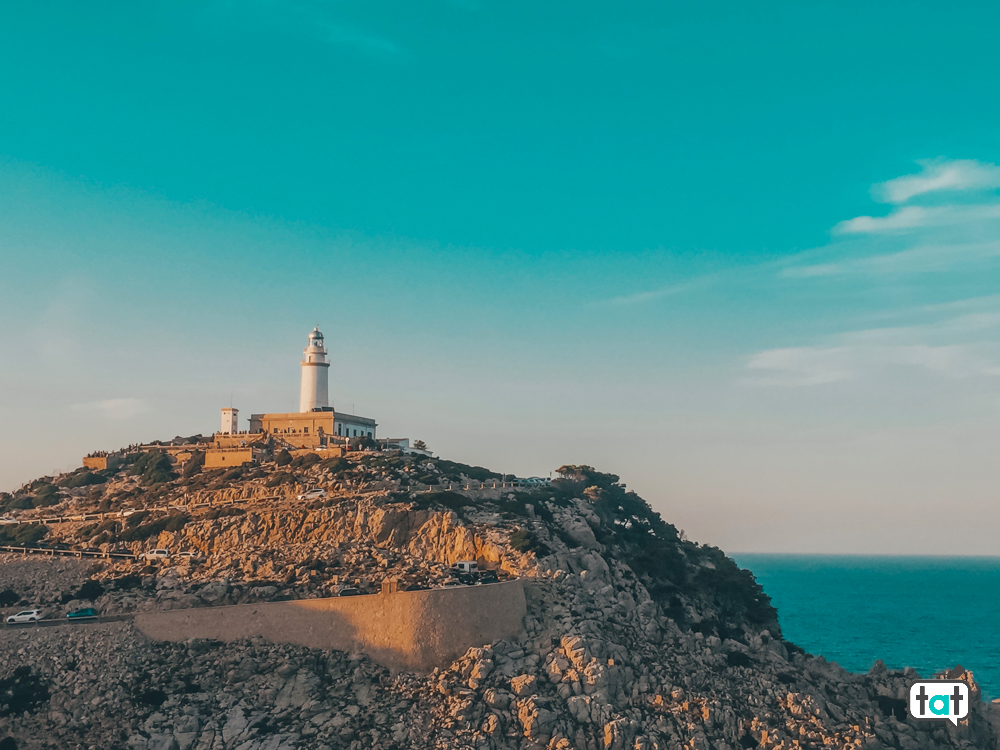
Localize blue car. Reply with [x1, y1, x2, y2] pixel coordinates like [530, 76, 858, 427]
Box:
[67, 608, 97, 619]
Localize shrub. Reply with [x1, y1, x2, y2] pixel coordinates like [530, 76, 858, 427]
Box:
[412, 491, 469, 514]
[75, 580, 105, 601]
[130, 451, 177, 486]
[290, 452, 320, 469]
[112, 575, 142, 590]
[182, 451, 205, 479]
[203, 506, 245, 520]
[0, 666, 50, 717]
[59, 471, 107, 489]
[136, 689, 167, 707]
[1, 495, 32, 511]
[274, 449, 292, 467]
[125, 511, 150, 528]
[0, 589, 17, 607]
[0, 524, 48, 546]
[120, 514, 187, 542]
[265, 472, 293, 487]
[320, 457, 349, 473]
[509, 528, 550, 556]
[434, 459, 501, 482]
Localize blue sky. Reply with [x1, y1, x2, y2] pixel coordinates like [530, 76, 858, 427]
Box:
[2, 1, 1000, 554]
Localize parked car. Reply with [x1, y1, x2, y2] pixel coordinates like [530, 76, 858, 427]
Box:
[337, 587, 361, 597]
[52, 543, 70, 551]
[121, 509, 138, 517]
[6, 609, 45, 623]
[457, 572, 478, 586]
[297, 489, 327, 501]
[478, 570, 499, 584]
[143, 549, 170, 560]
[67, 607, 98, 619]
[177, 550, 202, 561]
[452, 560, 478, 575]
[0, 516, 17, 525]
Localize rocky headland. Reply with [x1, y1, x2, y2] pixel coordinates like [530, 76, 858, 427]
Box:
[1, 444, 997, 750]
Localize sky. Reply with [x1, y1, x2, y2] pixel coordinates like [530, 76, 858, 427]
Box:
[2, 1, 1000, 555]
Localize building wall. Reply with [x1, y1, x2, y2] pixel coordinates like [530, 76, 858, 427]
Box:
[204, 448, 254, 468]
[135, 580, 526, 673]
[299, 362, 330, 413]
[335, 417, 377, 439]
[83, 455, 121, 471]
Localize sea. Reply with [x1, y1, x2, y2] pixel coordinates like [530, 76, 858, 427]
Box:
[732, 554, 1000, 699]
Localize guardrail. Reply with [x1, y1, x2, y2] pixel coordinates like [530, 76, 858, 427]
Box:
[11, 493, 282, 527]
[1, 613, 134, 630]
[0, 545, 138, 560]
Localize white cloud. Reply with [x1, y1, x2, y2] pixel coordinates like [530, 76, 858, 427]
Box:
[71, 398, 150, 420]
[834, 204, 1000, 235]
[783, 240, 1000, 278]
[746, 310, 1000, 386]
[874, 159, 1000, 204]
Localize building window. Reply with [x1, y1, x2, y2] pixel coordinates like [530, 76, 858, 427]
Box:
[304, 427, 309, 434]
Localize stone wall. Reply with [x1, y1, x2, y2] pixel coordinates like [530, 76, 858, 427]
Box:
[135, 580, 525, 672]
[204, 448, 254, 468]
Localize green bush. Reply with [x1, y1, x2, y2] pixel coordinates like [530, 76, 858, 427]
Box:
[320, 457, 349, 473]
[509, 527, 550, 556]
[290, 452, 320, 469]
[0, 666, 50, 717]
[129, 451, 177, 486]
[0, 524, 48, 546]
[31, 483, 60, 508]
[265, 472, 294, 487]
[1, 494, 32, 511]
[182, 451, 205, 479]
[203, 506, 245, 520]
[59, 471, 107, 489]
[434, 459, 501, 482]
[119, 514, 187, 542]
[125, 511, 150, 528]
[412, 491, 470, 514]
[75, 580, 105, 601]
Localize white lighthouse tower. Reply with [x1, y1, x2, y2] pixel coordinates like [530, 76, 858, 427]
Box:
[299, 326, 331, 412]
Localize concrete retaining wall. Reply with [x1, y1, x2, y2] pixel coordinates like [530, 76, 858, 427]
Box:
[135, 580, 525, 672]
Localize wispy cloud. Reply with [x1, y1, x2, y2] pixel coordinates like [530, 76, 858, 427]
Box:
[780, 158, 1000, 279]
[874, 158, 1000, 204]
[71, 398, 150, 420]
[834, 204, 1000, 235]
[603, 278, 711, 306]
[746, 307, 1000, 386]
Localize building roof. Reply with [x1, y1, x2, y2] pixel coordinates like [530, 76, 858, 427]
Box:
[334, 412, 377, 426]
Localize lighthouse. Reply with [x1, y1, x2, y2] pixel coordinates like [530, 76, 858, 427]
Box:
[299, 326, 331, 412]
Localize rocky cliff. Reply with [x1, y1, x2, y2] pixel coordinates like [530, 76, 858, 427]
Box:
[1, 449, 997, 750]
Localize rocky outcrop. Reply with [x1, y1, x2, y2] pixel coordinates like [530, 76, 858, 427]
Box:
[3, 455, 999, 749]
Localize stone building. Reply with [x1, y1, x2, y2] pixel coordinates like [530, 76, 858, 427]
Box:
[222, 326, 377, 450]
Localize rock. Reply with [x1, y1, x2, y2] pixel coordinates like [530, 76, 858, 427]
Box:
[511, 674, 537, 697]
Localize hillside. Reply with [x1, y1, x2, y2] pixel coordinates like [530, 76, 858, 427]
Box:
[0, 443, 997, 750]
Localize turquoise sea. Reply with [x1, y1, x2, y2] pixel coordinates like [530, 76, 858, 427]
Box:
[732, 555, 1000, 699]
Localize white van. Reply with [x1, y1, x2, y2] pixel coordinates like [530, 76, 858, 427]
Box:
[452, 560, 478, 574]
[144, 549, 170, 560]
